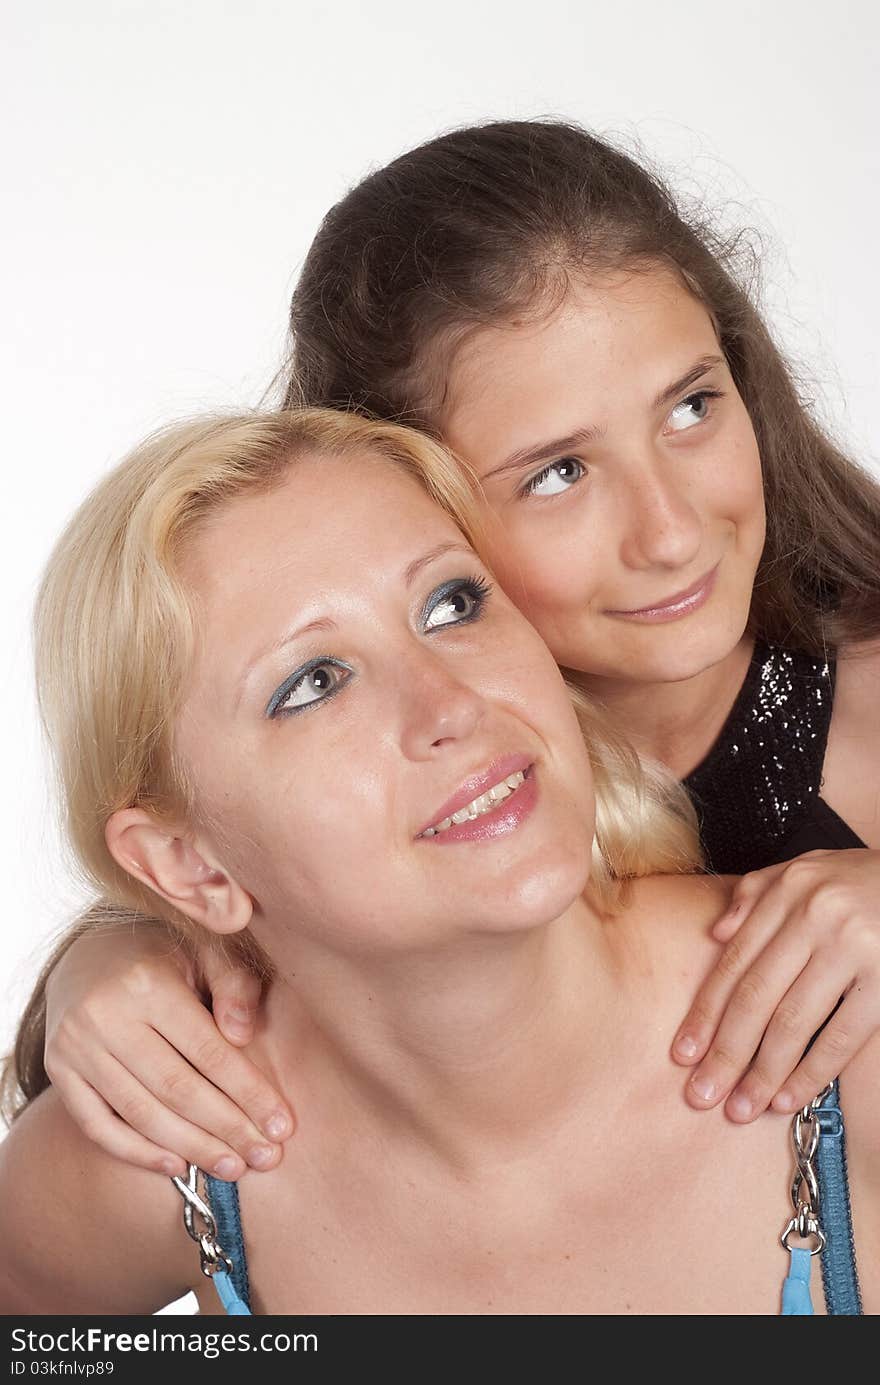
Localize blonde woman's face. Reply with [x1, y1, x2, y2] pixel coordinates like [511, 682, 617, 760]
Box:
[440, 267, 766, 686]
[174, 454, 594, 951]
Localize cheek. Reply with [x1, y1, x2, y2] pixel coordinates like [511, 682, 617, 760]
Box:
[188, 734, 386, 913]
[217, 788, 399, 946]
[484, 508, 606, 631]
[495, 621, 595, 783]
[705, 413, 766, 532]
[741, 441, 766, 533]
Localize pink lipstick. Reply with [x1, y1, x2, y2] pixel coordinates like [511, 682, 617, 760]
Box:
[417, 754, 537, 844]
[605, 563, 718, 624]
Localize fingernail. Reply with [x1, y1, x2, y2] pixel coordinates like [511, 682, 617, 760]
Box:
[774, 1090, 796, 1113]
[248, 1144, 276, 1170]
[227, 1006, 254, 1024]
[224, 1020, 251, 1042]
[690, 1074, 716, 1102]
[213, 1155, 242, 1180]
[674, 1033, 699, 1059]
[265, 1112, 291, 1140]
[727, 1092, 752, 1120]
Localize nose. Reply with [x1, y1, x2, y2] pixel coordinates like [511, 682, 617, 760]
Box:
[398, 646, 486, 762]
[618, 463, 703, 571]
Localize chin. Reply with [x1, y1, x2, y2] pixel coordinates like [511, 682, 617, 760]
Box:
[480, 849, 591, 934]
[632, 640, 739, 685]
[599, 606, 751, 686]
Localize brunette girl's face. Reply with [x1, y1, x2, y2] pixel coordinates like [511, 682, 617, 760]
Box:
[439, 267, 766, 686]
[174, 453, 594, 953]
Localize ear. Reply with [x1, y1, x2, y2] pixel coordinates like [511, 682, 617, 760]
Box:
[105, 808, 253, 935]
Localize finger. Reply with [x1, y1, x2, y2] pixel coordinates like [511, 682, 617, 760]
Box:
[722, 959, 852, 1121]
[711, 864, 786, 942]
[61, 1071, 190, 1177]
[141, 978, 294, 1142]
[88, 1049, 274, 1179]
[684, 928, 813, 1108]
[711, 902, 749, 944]
[207, 965, 263, 1045]
[673, 889, 796, 1065]
[115, 1024, 291, 1163]
[770, 987, 877, 1115]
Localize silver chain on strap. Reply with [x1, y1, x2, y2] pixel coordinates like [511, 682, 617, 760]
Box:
[780, 1083, 834, 1255]
[171, 1164, 233, 1278]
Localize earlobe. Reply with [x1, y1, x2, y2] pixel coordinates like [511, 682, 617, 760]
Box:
[105, 808, 253, 934]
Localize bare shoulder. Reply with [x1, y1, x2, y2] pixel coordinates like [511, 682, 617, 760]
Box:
[626, 870, 735, 926]
[623, 871, 735, 972]
[823, 637, 880, 846]
[0, 1088, 198, 1313]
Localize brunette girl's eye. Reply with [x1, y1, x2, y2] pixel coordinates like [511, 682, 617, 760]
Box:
[522, 458, 585, 498]
[423, 576, 492, 632]
[266, 659, 352, 718]
[666, 390, 721, 433]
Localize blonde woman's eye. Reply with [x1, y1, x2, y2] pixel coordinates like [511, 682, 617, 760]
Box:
[423, 577, 492, 632]
[523, 458, 584, 497]
[667, 391, 718, 433]
[267, 660, 352, 718]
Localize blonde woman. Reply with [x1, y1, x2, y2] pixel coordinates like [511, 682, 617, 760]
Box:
[1, 409, 876, 1315]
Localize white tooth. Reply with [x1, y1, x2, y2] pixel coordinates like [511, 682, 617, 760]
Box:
[491, 781, 512, 802]
[423, 827, 436, 836]
[473, 792, 492, 813]
[451, 808, 470, 825]
[438, 817, 453, 831]
[505, 772, 524, 789]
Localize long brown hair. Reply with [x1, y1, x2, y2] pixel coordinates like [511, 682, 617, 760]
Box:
[283, 119, 880, 654]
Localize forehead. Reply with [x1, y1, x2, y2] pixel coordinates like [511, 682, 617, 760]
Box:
[453, 266, 715, 379]
[181, 450, 467, 620]
[441, 266, 720, 464]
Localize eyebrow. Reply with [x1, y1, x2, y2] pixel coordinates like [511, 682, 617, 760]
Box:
[482, 425, 604, 483]
[236, 616, 338, 709]
[403, 541, 475, 587]
[235, 540, 476, 706]
[483, 353, 726, 483]
[652, 354, 725, 410]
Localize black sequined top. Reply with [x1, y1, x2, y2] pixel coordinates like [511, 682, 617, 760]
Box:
[683, 640, 866, 875]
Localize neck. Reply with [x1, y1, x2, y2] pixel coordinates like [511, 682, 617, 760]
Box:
[571, 636, 755, 779]
[257, 899, 651, 1171]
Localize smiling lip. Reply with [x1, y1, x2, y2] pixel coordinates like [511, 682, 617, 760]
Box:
[605, 564, 719, 623]
[417, 753, 534, 840]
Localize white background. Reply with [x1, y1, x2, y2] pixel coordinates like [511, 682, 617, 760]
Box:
[3, 1, 879, 1051]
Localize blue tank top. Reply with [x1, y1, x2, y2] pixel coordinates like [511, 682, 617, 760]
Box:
[199, 1080, 862, 1316]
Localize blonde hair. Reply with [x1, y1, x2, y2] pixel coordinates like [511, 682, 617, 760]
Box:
[4, 408, 700, 1121]
[35, 407, 698, 926]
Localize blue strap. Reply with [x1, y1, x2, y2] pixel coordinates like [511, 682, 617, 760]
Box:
[204, 1175, 252, 1313]
[211, 1269, 252, 1315]
[782, 1247, 814, 1315]
[815, 1081, 862, 1315]
[205, 1088, 860, 1318]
